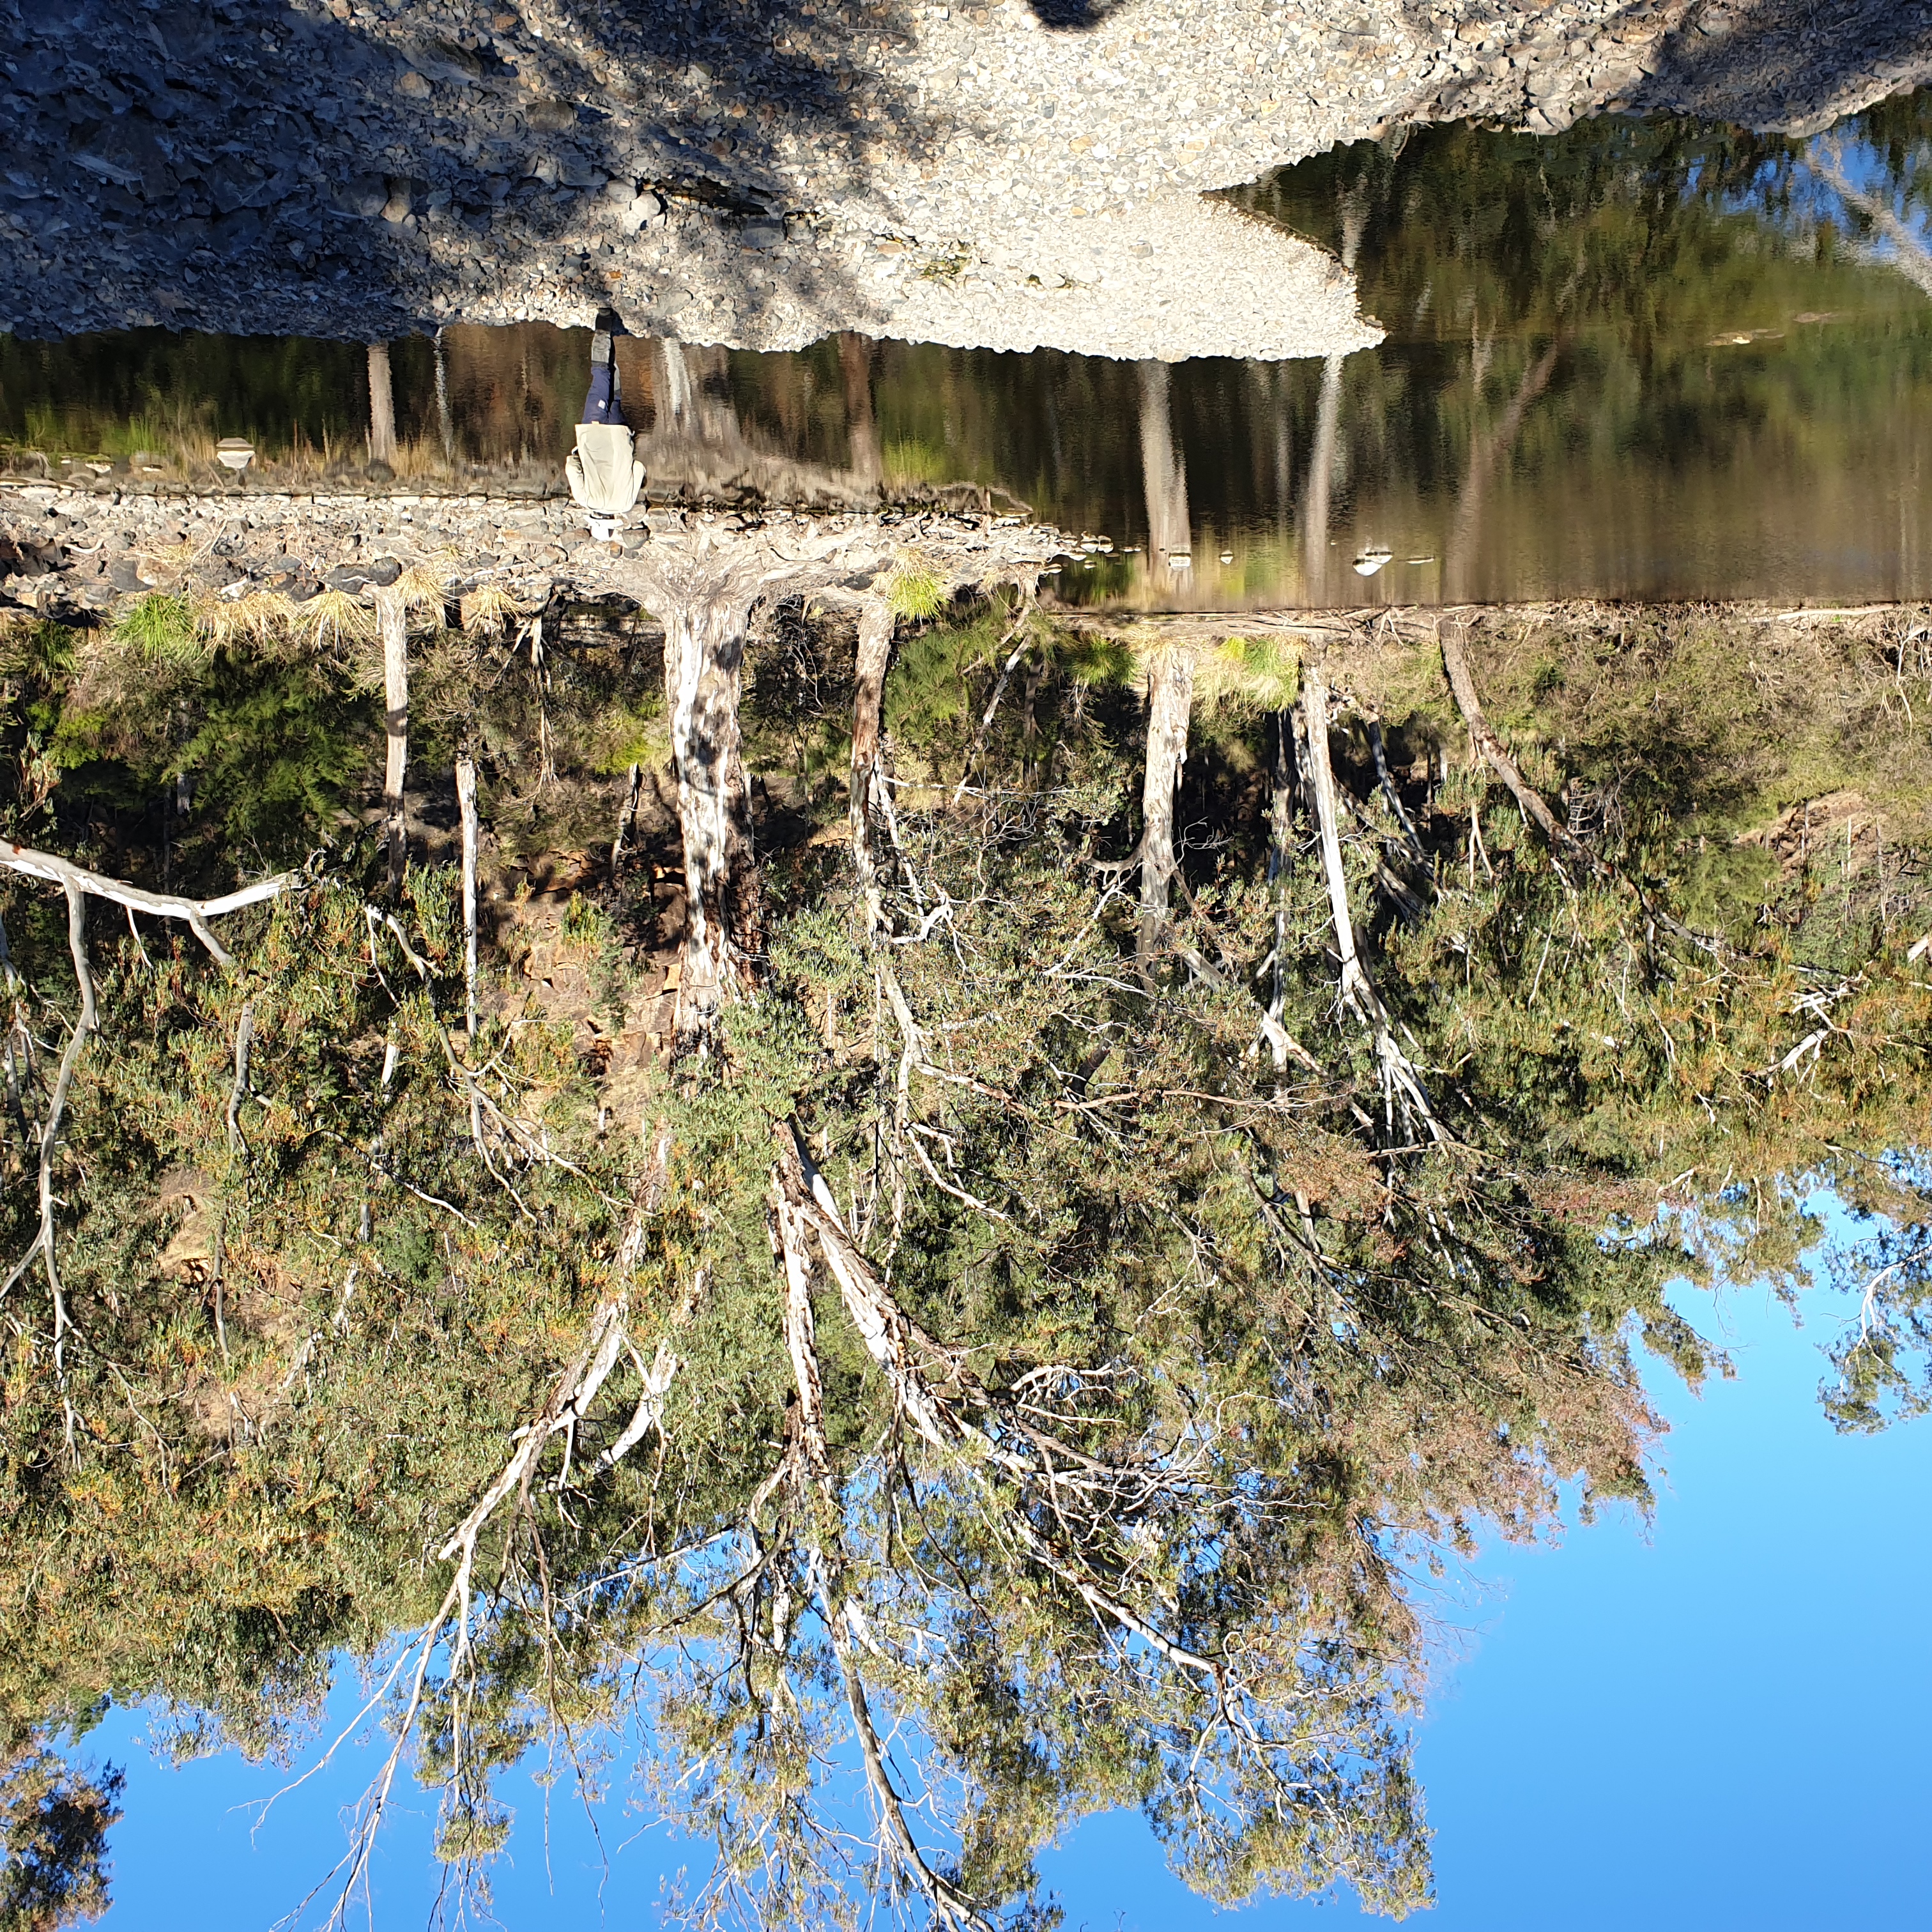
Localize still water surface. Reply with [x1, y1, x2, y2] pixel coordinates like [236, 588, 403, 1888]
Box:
[6, 103, 1932, 607]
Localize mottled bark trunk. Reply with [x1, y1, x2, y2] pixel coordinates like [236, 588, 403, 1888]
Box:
[1300, 662, 1365, 1007]
[1138, 360, 1192, 578]
[367, 342, 397, 466]
[664, 595, 760, 1045]
[1138, 647, 1195, 965]
[377, 588, 408, 891]
[850, 598, 895, 937]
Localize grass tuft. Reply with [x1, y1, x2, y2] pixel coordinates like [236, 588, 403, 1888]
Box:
[112, 592, 206, 666]
[460, 585, 522, 638]
[295, 588, 377, 653]
[885, 558, 948, 623]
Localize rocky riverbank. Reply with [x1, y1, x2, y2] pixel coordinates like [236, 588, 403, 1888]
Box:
[0, 469, 1062, 618]
[2, 0, 1926, 358]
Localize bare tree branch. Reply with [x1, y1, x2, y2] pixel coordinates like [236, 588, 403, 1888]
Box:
[0, 840, 291, 967]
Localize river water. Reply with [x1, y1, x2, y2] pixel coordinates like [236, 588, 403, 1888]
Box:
[5, 102, 1932, 608]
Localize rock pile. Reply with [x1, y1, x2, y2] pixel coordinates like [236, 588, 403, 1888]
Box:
[0, 0, 1925, 356]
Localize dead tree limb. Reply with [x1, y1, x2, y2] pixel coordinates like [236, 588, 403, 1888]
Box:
[210, 996, 257, 1369]
[610, 760, 643, 877]
[1301, 664, 1447, 1145]
[2, 885, 93, 1448]
[0, 903, 27, 1146]
[1439, 618, 1727, 963]
[771, 1150, 995, 1932]
[0, 841, 290, 967]
[1437, 619, 1583, 862]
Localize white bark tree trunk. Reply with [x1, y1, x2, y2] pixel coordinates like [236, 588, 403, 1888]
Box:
[455, 751, 479, 1038]
[1138, 646, 1195, 964]
[664, 595, 759, 1045]
[1302, 661, 1445, 1142]
[377, 588, 409, 891]
[850, 598, 895, 934]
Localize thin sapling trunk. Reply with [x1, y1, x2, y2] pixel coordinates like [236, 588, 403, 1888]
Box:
[456, 752, 480, 1039]
[377, 587, 410, 891]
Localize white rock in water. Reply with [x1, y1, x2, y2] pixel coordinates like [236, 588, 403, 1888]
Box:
[1353, 546, 1393, 576]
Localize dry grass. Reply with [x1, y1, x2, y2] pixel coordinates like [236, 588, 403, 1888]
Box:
[394, 560, 454, 622]
[191, 588, 296, 652]
[461, 584, 524, 638]
[293, 588, 377, 653]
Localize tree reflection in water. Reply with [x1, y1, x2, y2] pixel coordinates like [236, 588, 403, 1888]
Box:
[4, 544, 1932, 1926]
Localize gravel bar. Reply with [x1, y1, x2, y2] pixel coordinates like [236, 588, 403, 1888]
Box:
[1, 0, 1927, 358]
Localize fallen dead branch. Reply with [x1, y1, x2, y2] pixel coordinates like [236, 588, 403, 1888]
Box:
[0, 839, 292, 967]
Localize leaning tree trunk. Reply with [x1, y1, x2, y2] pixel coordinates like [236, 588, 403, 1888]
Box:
[367, 342, 397, 466]
[1138, 645, 1196, 966]
[663, 594, 762, 1046]
[376, 586, 409, 891]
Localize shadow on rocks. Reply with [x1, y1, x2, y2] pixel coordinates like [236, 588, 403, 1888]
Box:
[0, 0, 949, 347]
[1646, 0, 1931, 133]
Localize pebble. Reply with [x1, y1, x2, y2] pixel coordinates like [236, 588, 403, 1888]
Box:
[0, 0, 1920, 357]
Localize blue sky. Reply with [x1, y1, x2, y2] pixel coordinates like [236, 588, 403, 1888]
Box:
[91, 1273, 1931, 1931]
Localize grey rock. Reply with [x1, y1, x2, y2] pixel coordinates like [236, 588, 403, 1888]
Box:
[337, 173, 388, 218]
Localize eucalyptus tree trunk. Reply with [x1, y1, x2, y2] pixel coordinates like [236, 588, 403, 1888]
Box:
[663, 592, 761, 1045]
[1267, 710, 1295, 1068]
[376, 587, 408, 891]
[455, 751, 479, 1038]
[367, 342, 397, 466]
[850, 598, 895, 930]
[608, 521, 1057, 1046]
[1138, 645, 1196, 965]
